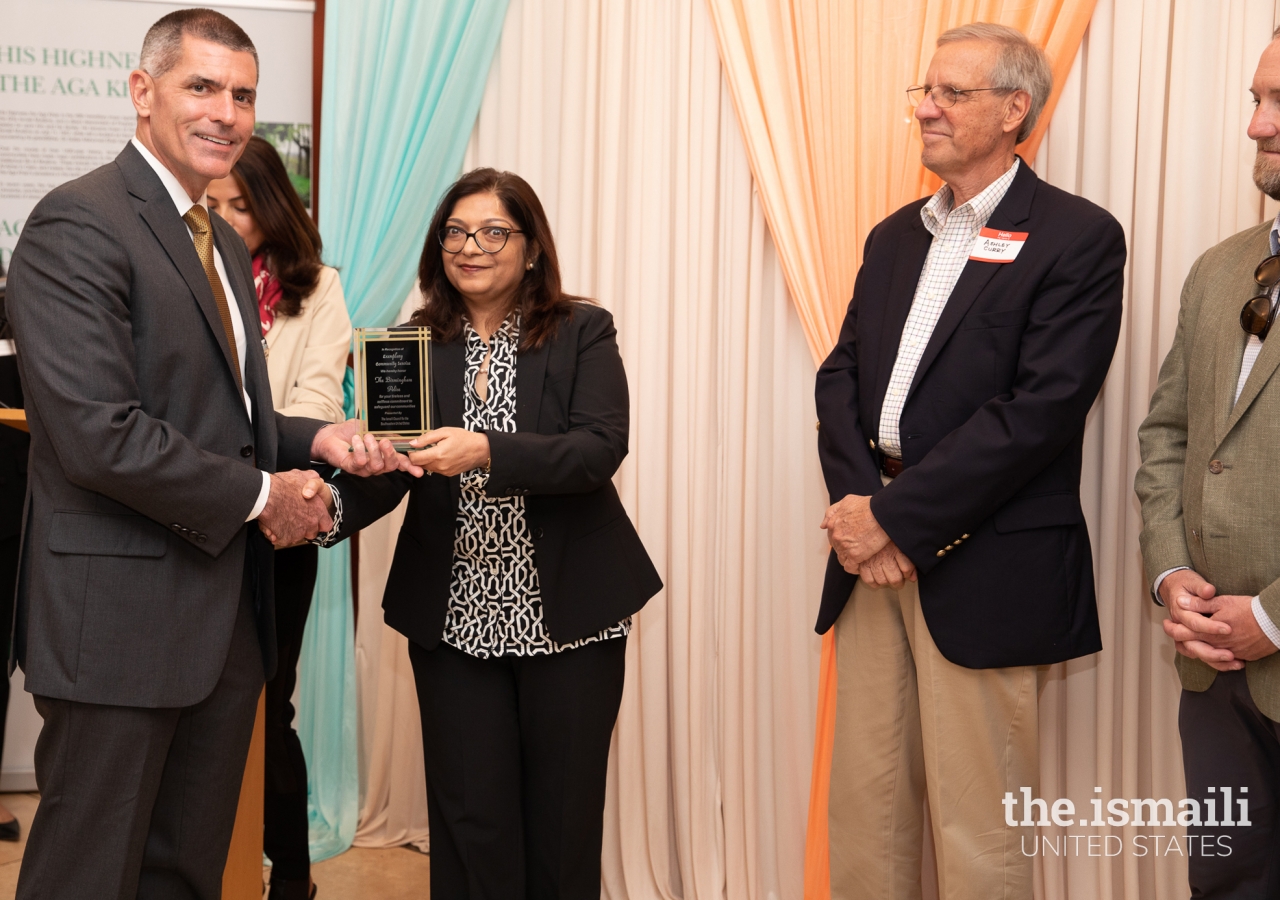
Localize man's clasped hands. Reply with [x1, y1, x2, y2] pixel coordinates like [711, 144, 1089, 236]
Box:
[1158, 569, 1278, 670]
[821, 494, 917, 590]
[258, 422, 495, 548]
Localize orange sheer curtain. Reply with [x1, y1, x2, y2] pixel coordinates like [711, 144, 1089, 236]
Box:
[702, 3, 1097, 897]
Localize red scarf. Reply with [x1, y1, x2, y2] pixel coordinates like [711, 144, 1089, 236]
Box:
[253, 254, 283, 336]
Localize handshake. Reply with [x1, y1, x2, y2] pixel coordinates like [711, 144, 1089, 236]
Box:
[256, 418, 423, 548]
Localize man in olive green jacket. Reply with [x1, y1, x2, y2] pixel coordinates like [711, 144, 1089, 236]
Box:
[1135, 30, 1280, 899]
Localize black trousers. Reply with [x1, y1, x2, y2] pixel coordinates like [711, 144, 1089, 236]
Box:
[264, 543, 319, 882]
[16, 594, 263, 900]
[408, 636, 627, 900]
[0, 534, 17, 767]
[1180, 670, 1280, 899]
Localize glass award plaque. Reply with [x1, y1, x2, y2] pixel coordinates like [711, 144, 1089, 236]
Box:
[354, 326, 431, 451]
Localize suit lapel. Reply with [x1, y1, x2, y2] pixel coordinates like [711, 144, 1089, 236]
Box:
[214, 221, 272, 429]
[873, 217, 933, 417]
[120, 145, 247, 400]
[1212, 300, 1247, 444]
[907, 161, 1037, 399]
[516, 340, 549, 434]
[1219, 225, 1278, 438]
[431, 339, 465, 503]
[433, 339, 465, 429]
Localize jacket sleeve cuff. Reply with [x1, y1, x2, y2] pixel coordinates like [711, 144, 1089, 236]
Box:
[1151, 566, 1190, 607]
[1253, 596, 1280, 650]
[246, 471, 271, 521]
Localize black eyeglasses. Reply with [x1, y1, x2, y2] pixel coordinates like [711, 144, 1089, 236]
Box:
[905, 84, 1013, 108]
[438, 225, 524, 255]
[1240, 254, 1280, 340]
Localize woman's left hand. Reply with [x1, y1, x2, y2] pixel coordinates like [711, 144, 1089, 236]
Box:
[408, 428, 492, 477]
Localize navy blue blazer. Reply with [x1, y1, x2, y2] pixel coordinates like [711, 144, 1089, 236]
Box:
[815, 161, 1126, 668]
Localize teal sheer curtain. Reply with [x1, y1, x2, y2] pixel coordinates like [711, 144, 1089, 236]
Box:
[294, 0, 510, 863]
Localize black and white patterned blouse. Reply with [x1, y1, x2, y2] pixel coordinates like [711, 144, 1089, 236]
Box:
[443, 317, 630, 658]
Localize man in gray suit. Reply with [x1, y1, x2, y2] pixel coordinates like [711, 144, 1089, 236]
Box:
[4, 10, 406, 898]
[1136, 27, 1280, 900]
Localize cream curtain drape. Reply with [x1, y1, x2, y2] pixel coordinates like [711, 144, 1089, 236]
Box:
[1029, 1, 1279, 897]
[344, 2, 1280, 899]
[349, 2, 829, 897]
[702, 0, 1096, 364]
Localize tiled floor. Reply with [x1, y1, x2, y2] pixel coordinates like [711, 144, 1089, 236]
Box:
[0, 793, 432, 900]
[0, 792, 37, 898]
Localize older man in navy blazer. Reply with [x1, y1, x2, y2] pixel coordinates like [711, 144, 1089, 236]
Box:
[816, 23, 1125, 900]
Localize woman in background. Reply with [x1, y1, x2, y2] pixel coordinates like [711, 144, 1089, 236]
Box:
[317, 168, 662, 898]
[208, 135, 352, 900]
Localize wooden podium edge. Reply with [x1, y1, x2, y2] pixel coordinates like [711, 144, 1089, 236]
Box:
[223, 690, 266, 899]
[0, 409, 27, 432]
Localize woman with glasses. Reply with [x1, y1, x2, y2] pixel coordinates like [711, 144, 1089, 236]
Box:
[316, 168, 661, 898]
[207, 135, 352, 900]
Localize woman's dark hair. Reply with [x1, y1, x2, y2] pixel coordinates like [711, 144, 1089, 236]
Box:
[411, 168, 580, 350]
[229, 135, 322, 318]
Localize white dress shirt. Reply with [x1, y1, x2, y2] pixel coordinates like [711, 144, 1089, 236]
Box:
[878, 159, 1020, 456]
[131, 137, 272, 520]
[1151, 211, 1280, 650]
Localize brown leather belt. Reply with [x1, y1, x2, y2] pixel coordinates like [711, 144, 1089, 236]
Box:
[880, 455, 904, 479]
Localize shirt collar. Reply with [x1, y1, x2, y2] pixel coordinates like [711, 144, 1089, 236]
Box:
[1270, 209, 1280, 257]
[131, 137, 207, 219]
[921, 157, 1021, 237]
[465, 314, 520, 345]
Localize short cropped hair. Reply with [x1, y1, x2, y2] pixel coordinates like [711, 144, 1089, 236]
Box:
[937, 23, 1052, 143]
[140, 8, 258, 80]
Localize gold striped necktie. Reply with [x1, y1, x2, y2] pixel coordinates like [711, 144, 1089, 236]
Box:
[182, 205, 244, 393]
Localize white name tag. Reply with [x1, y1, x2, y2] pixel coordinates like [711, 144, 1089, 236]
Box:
[969, 227, 1028, 263]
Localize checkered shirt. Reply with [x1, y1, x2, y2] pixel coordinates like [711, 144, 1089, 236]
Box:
[877, 159, 1021, 458]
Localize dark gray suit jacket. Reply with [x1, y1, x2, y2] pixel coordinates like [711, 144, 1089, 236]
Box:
[6, 142, 324, 708]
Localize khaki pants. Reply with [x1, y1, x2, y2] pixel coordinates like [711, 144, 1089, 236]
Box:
[828, 577, 1043, 900]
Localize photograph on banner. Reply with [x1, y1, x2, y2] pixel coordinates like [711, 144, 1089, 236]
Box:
[0, 0, 313, 272]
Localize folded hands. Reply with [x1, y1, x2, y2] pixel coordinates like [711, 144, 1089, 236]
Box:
[1159, 569, 1278, 669]
[821, 494, 917, 590]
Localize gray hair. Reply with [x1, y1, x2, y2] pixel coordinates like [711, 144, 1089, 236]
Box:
[937, 23, 1052, 143]
[140, 8, 258, 80]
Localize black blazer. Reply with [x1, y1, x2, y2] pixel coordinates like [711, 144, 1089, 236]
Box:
[0, 356, 28, 543]
[330, 302, 662, 650]
[815, 161, 1126, 668]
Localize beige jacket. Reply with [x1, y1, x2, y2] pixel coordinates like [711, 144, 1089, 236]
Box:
[264, 264, 351, 423]
[1136, 220, 1280, 720]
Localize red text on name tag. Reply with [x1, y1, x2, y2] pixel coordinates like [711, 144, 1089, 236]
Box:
[969, 227, 1029, 263]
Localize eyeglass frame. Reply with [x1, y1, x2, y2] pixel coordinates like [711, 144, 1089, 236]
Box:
[437, 225, 525, 255]
[1240, 253, 1280, 341]
[905, 84, 1017, 109]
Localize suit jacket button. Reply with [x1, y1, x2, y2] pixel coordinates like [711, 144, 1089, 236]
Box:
[533, 527, 544, 539]
[936, 549, 946, 558]
[171, 523, 181, 531]
[241, 444, 254, 458]
[961, 534, 970, 540]
[197, 534, 207, 543]
[1208, 459, 1224, 474]
[868, 438, 876, 449]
